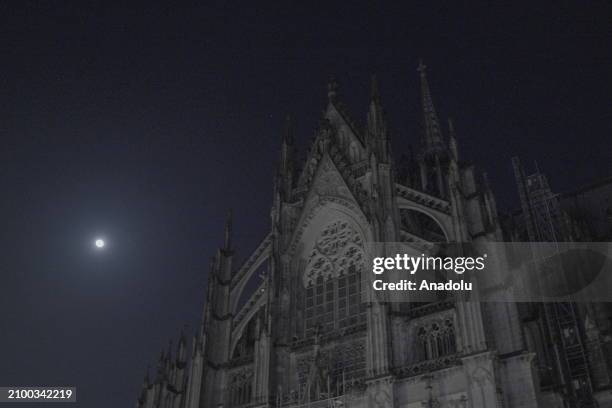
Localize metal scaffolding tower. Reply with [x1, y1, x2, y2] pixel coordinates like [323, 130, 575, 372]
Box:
[512, 157, 595, 407]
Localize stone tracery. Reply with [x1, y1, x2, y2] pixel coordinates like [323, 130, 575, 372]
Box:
[304, 220, 365, 286]
[415, 317, 457, 362]
[228, 368, 253, 406]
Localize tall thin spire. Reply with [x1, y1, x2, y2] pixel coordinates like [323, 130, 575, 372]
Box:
[278, 115, 295, 199]
[327, 76, 338, 102]
[448, 117, 458, 160]
[370, 74, 381, 104]
[199, 256, 216, 339]
[417, 59, 443, 146]
[177, 326, 187, 361]
[367, 74, 388, 157]
[223, 210, 232, 251]
[280, 114, 294, 171]
[282, 114, 294, 145]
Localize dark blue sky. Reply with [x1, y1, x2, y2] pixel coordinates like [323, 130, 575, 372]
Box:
[1, 2, 610, 407]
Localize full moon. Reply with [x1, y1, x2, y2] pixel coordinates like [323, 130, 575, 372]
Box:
[95, 239, 105, 248]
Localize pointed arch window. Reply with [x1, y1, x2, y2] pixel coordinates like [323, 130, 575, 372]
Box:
[303, 221, 366, 337]
[415, 317, 456, 361]
[228, 369, 253, 407]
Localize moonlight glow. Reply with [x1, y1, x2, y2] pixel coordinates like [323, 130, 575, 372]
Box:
[95, 239, 105, 248]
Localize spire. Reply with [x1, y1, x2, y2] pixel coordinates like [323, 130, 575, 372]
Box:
[199, 256, 216, 339]
[448, 117, 458, 160]
[367, 74, 388, 157]
[417, 59, 443, 146]
[223, 210, 232, 251]
[178, 328, 187, 361]
[282, 114, 294, 145]
[370, 74, 381, 104]
[280, 115, 294, 173]
[327, 77, 338, 102]
[277, 114, 296, 201]
[448, 117, 455, 135]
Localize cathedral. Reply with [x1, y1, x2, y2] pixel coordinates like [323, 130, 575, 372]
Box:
[136, 63, 612, 408]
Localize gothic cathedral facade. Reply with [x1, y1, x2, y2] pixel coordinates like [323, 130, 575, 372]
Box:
[138, 63, 550, 408]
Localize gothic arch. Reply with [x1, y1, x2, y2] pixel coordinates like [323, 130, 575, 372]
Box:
[397, 204, 450, 243]
[414, 316, 457, 361]
[230, 234, 272, 314]
[230, 302, 265, 360]
[227, 367, 254, 406]
[236, 259, 268, 312]
[290, 201, 371, 339]
[288, 198, 372, 258]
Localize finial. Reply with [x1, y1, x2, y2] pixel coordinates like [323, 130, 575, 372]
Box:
[448, 118, 459, 159]
[417, 59, 427, 76]
[418, 58, 442, 146]
[483, 172, 490, 189]
[327, 77, 338, 101]
[223, 210, 232, 250]
[209, 256, 216, 276]
[370, 74, 380, 103]
[283, 114, 294, 144]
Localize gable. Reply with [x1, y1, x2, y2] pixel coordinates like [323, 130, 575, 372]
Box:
[286, 153, 372, 256]
[325, 102, 366, 160]
[306, 154, 356, 203]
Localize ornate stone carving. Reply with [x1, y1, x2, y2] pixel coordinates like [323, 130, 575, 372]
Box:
[304, 220, 365, 286]
[227, 366, 254, 406]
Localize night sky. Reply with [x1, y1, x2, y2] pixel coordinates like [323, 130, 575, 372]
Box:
[1, 2, 610, 407]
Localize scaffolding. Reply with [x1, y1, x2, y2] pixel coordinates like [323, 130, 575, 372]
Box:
[273, 368, 367, 408]
[512, 157, 596, 408]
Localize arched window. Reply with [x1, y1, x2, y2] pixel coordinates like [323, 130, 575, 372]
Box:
[303, 221, 366, 337]
[229, 370, 253, 407]
[415, 318, 456, 361]
[304, 265, 365, 336]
